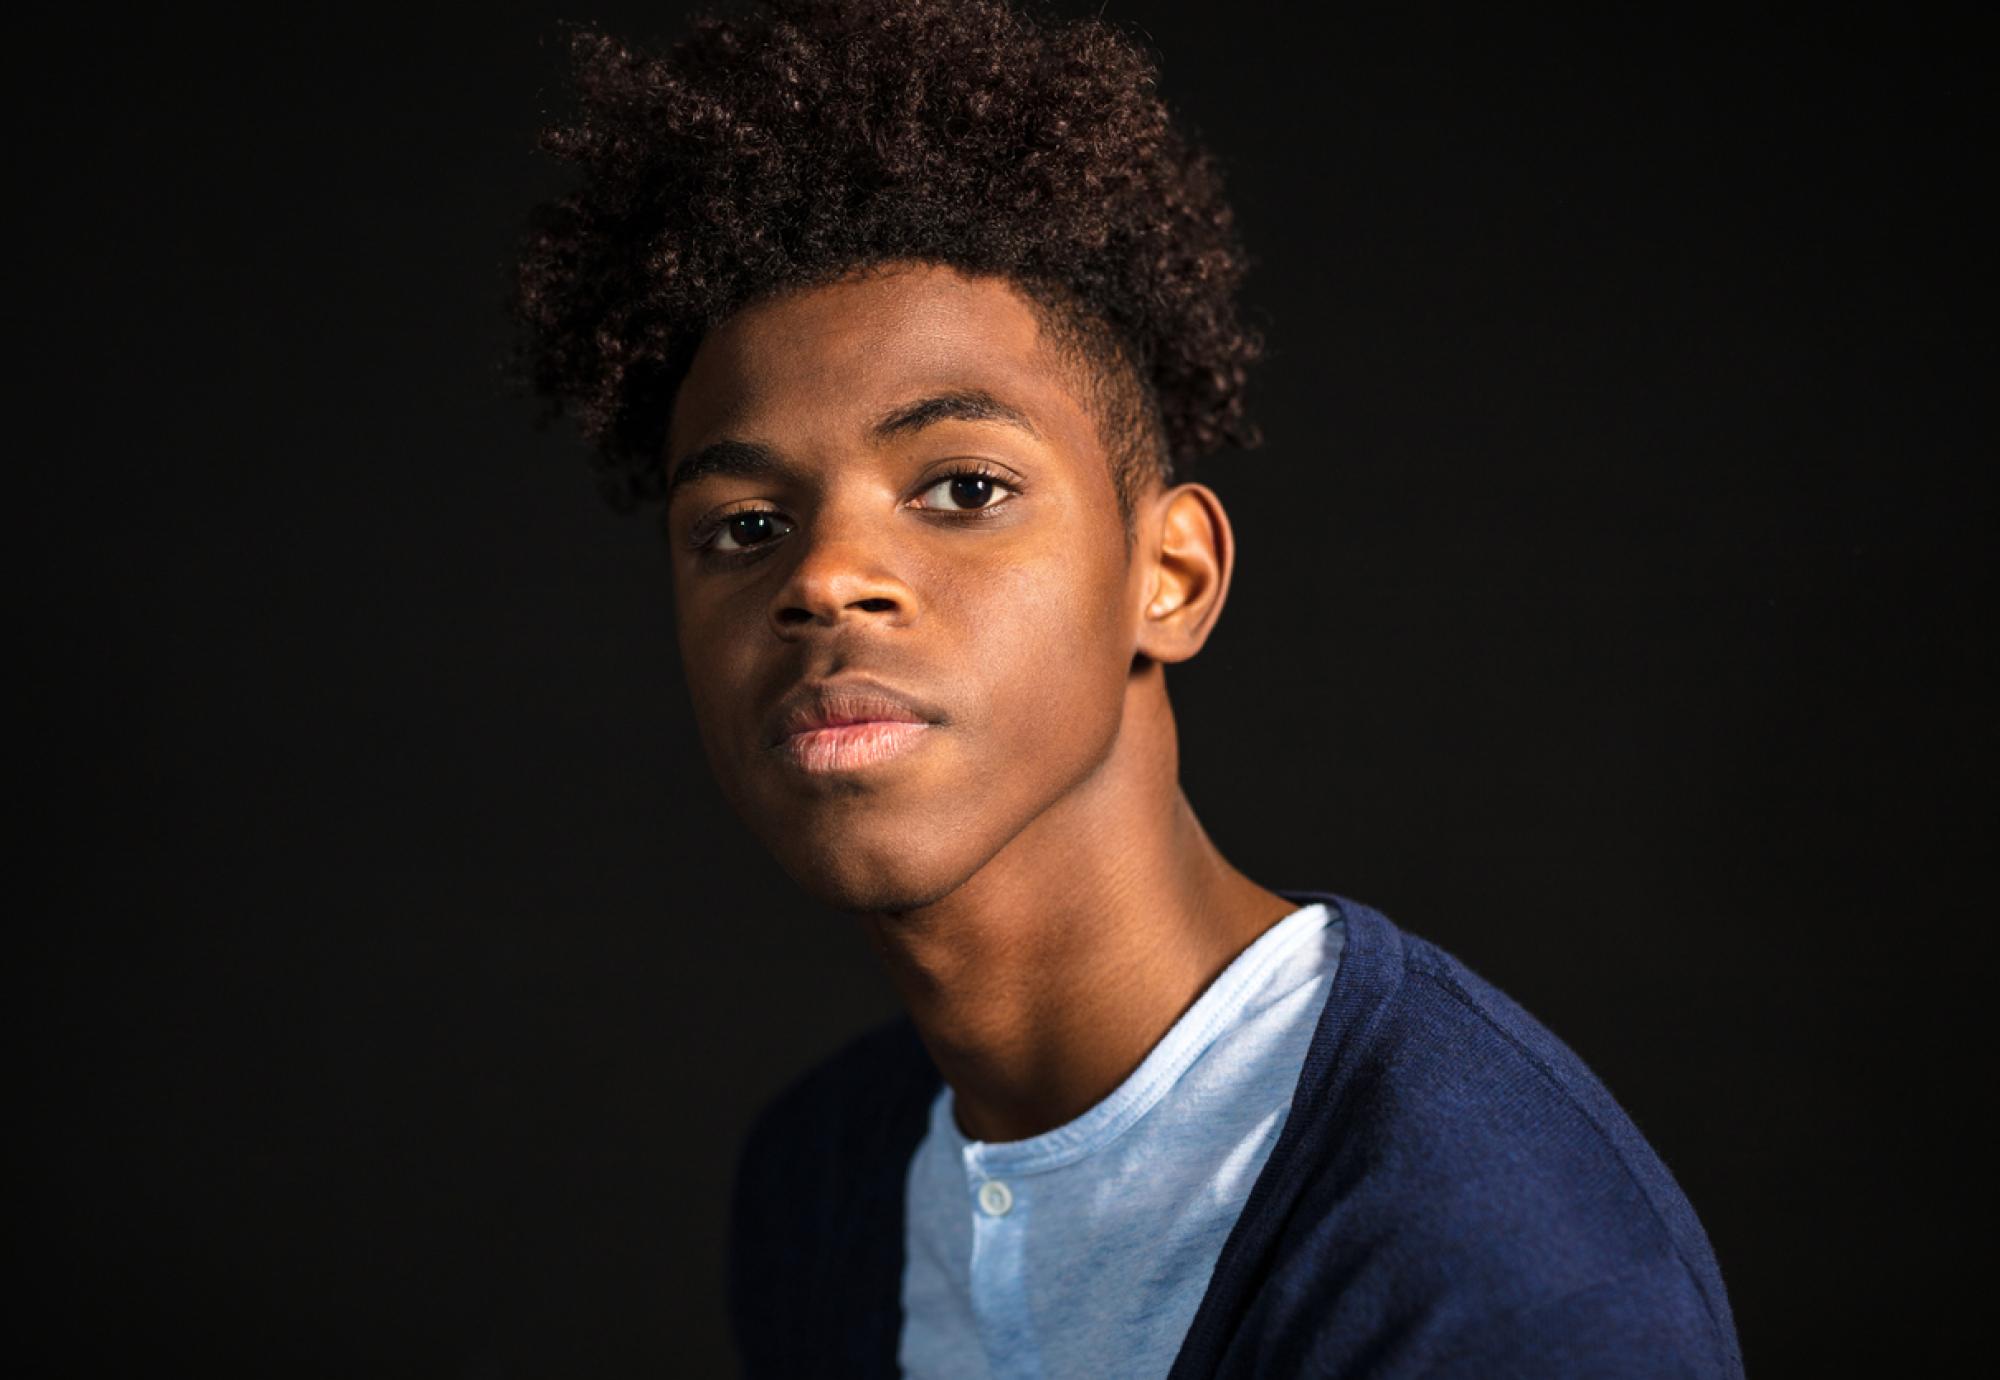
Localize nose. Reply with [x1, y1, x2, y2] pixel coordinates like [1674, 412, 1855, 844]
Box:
[768, 515, 915, 637]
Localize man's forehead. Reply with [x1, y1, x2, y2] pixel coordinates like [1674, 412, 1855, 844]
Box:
[668, 264, 1082, 456]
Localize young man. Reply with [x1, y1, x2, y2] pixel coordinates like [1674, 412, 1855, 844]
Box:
[512, 1, 1744, 1374]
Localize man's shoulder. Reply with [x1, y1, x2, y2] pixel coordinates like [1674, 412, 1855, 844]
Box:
[735, 1012, 938, 1193]
[1227, 896, 1741, 1375]
[726, 1014, 939, 1373]
[1351, 921, 1713, 1270]
[1287, 900, 1712, 1246]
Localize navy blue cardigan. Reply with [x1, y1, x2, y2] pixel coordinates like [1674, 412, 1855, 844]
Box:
[727, 893, 1745, 1377]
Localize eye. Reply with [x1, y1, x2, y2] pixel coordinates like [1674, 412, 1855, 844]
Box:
[913, 469, 1018, 513]
[705, 509, 794, 553]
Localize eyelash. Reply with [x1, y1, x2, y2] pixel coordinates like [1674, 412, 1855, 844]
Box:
[688, 462, 1021, 557]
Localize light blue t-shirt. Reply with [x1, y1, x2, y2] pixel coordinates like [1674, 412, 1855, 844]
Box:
[898, 901, 1345, 1379]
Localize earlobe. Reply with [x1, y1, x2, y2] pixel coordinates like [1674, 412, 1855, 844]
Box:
[1135, 482, 1235, 665]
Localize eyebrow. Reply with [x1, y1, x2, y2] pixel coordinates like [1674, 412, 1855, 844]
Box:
[869, 389, 1041, 442]
[663, 438, 790, 507]
[664, 390, 1040, 506]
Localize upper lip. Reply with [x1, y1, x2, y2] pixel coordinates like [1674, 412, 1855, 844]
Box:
[766, 675, 945, 746]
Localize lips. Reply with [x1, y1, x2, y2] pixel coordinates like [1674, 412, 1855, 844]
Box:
[766, 677, 945, 774]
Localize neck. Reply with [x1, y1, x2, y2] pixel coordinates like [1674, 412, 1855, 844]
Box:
[852, 671, 1296, 1143]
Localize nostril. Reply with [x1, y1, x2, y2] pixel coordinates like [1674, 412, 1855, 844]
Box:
[770, 591, 905, 632]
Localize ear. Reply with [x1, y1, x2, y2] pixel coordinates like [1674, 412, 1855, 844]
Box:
[1135, 482, 1236, 665]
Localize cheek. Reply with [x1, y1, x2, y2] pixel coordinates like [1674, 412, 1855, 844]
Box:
[674, 594, 764, 771]
[947, 544, 1132, 759]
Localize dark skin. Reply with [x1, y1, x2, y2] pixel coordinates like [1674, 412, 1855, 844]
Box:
[664, 260, 1295, 1143]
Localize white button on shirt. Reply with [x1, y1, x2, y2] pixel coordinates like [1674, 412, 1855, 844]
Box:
[976, 1180, 1014, 1217]
[898, 901, 1345, 1380]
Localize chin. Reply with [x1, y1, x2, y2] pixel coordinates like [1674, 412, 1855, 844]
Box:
[770, 832, 975, 915]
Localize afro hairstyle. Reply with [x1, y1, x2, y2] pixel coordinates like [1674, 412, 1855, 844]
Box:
[509, 0, 1262, 522]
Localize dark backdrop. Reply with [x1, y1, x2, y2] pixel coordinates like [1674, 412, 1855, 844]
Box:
[18, 2, 1984, 1374]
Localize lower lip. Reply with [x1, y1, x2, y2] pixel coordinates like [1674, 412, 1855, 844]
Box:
[778, 721, 933, 774]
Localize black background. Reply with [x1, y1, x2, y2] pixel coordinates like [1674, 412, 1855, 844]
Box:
[18, 2, 1985, 1374]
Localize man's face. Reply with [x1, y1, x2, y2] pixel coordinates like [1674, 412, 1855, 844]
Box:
[663, 262, 1149, 911]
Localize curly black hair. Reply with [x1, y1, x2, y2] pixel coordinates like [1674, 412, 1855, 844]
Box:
[509, 0, 1261, 521]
